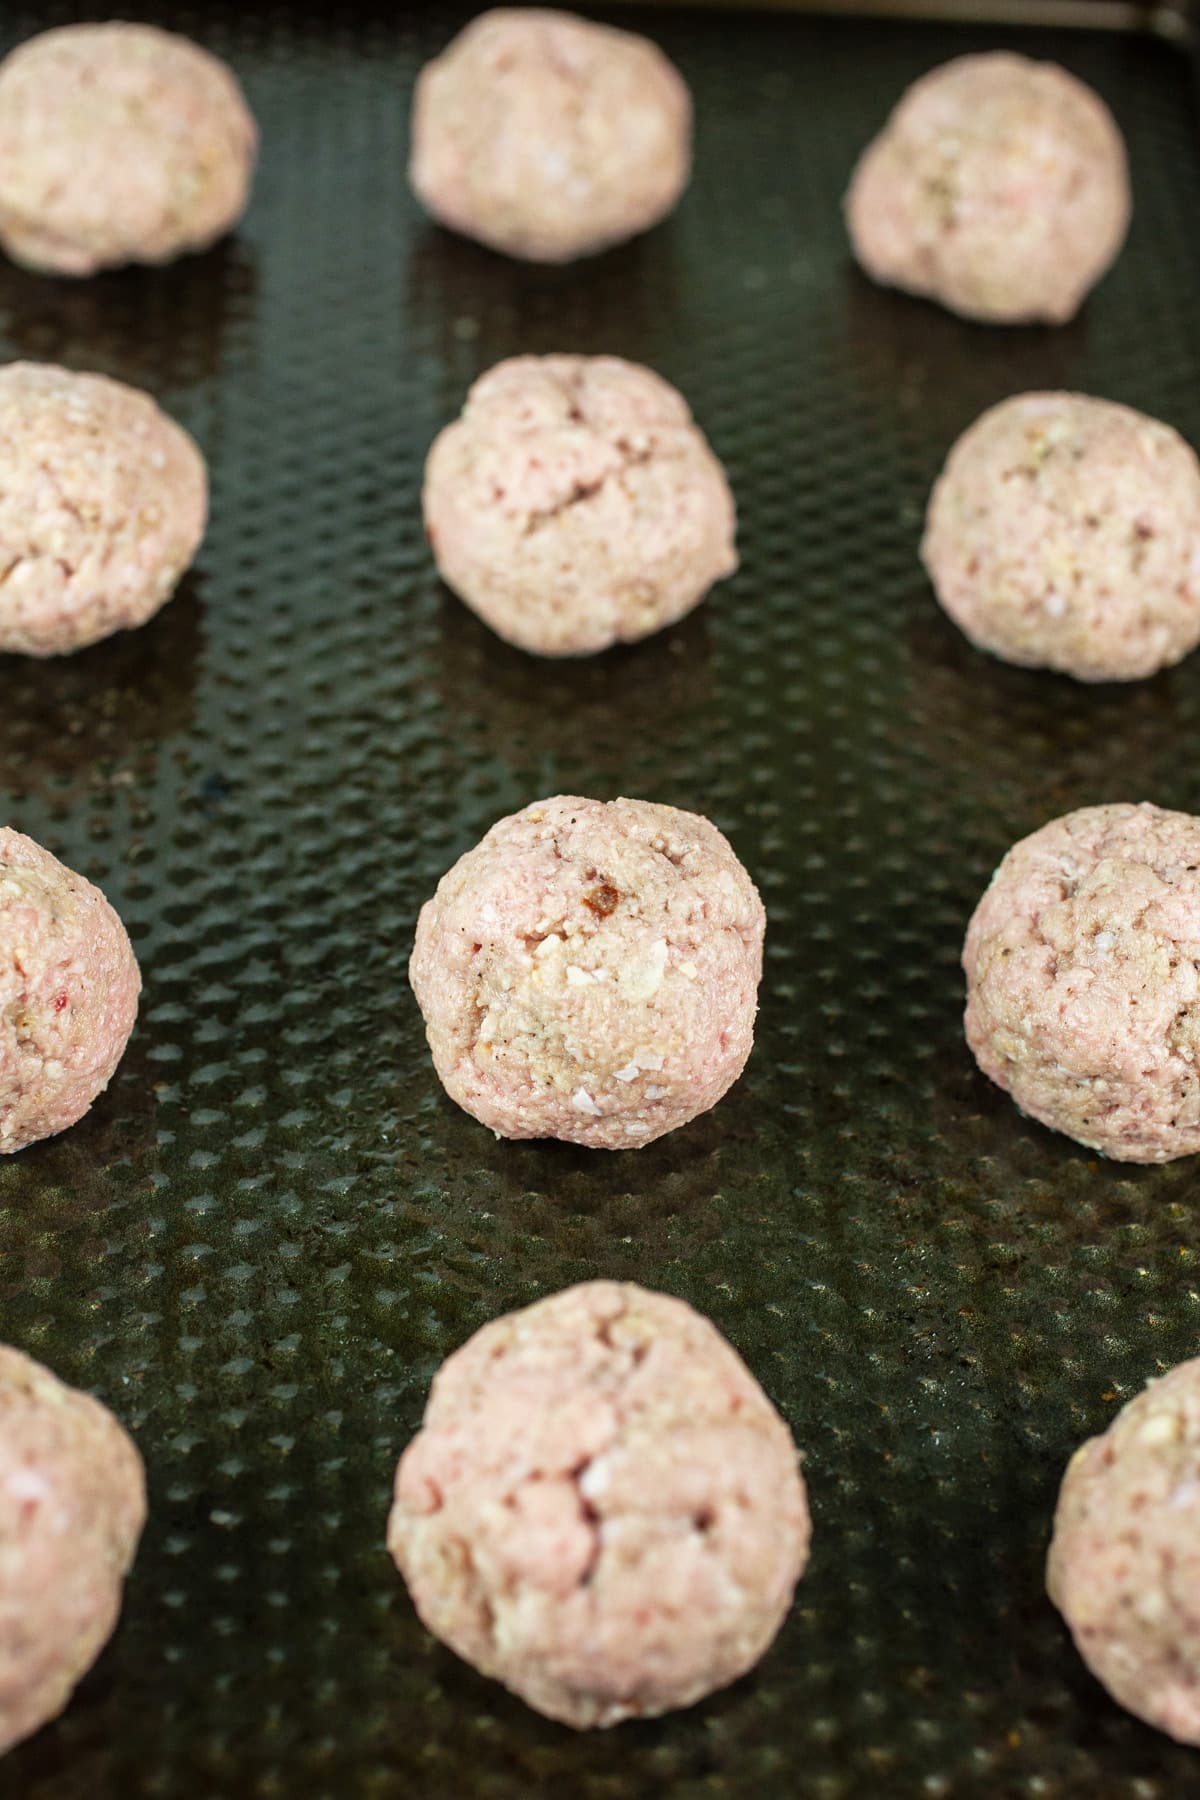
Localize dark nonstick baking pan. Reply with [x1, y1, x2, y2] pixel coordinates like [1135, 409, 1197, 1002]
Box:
[2, 3, 1200, 1796]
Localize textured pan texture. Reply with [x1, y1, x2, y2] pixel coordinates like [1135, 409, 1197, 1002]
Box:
[1, 4, 1200, 1798]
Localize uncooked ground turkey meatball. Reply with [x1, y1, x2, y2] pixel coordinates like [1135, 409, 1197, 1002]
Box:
[922, 393, 1200, 682]
[0, 1345, 145, 1755]
[0, 827, 140, 1153]
[424, 355, 737, 657]
[388, 1280, 811, 1728]
[1048, 1356, 1200, 1743]
[963, 802, 1200, 1163]
[0, 23, 257, 277]
[410, 8, 690, 262]
[409, 796, 765, 1148]
[0, 362, 207, 658]
[845, 53, 1129, 325]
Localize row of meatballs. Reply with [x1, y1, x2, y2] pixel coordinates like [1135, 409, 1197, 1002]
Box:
[7, 1280, 1200, 1750]
[3, 348, 1199, 679]
[409, 14, 1134, 328]
[424, 362, 1200, 681]
[10, 792, 1200, 1167]
[0, 14, 1128, 317]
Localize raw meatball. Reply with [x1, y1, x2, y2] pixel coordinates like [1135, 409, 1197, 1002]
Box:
[410, 796, 764, 1148]
[0, 1344, 145, 1754]
[1048, 1356, 1200, 1742]
[0, 23, 256, 278]
[388, 1280, 810, 1728]
[410, 9, 690, 262]
[922, 394, 1200, 682]
[0, 827, 140, 1154]
[424, 356, 736, 657]
[963, 802, 1200, 1163]
[845, 53, 1130, 325]
[0, 363, 207, 657]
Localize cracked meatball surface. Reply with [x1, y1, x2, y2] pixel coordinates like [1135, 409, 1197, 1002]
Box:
[1048, 1356, 1200, 1743]
[410, 9, 690, 262]
[0, 23, 256, 277]
[0, 827, 140, 1154]
[0, 1344, 145, 1755]
[0, 362, 207, 658]
[388, 1280, 810, 1728]
[410, 795, 764, 1148]
[423, 354, 736, 657]
[923, 393, 1200, 683]
[963, 803, 1200, 1163]
[845, 53, 1129, 325]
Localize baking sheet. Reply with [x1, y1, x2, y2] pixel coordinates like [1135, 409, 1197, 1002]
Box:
[3, 4, 1200, 1796]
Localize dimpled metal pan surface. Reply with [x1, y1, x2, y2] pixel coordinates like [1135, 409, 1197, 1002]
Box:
[1, 4, 1200, 1797]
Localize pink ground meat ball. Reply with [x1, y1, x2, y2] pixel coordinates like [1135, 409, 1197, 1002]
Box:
[1048, 1356, 1200, 1743]
[0, 23, 257, 277]
[0, 362, 207, 658]
[410, 9, 691, 263]
[0, 827, 140, 1154]
[388, 1280, 811, 1729]
[0, 1345, 145, 1755]
[410, 795, 765, 1149]
[922, 393, 1200, 683]
[963, 803, 1200, 1163]
[424, 355, 737, 657]
[845, 53, 1130, 325]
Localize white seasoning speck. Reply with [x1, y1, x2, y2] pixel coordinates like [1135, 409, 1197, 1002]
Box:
[617, 938, 668, 1002]
[1137, 1411, 1180, 1447]
[579, 1458, 610, 1498]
